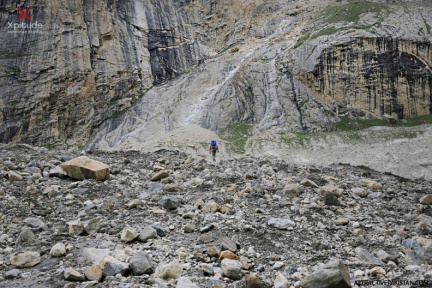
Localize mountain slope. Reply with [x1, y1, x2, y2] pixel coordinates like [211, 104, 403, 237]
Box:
[0, 0, 431, 149]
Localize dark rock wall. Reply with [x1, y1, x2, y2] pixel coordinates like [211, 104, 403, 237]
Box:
[299, 38, 432, 118]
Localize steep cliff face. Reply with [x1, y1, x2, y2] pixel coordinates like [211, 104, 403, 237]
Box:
[299, 38, 432, 118]
[0, 0, 217, 145]
[1, 0, 431, 148]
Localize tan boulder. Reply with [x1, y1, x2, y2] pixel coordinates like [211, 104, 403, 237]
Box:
[219, 250, 239, 261]
[163, 184, 184, 193]
[84, 265, 103, 282]
[60, 156, 109, 181]
[370, 266, 386, 276]
[367, 181, 383, 190]
[151, 170, 169, 181]
[420, 195, 432, 205]
[11, 251, 41, 268]
[335, 218, 350, 226]
[207, 246, 220, 258]
[245, 273, 264, 288]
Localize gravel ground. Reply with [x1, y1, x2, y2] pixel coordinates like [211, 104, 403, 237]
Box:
[0, 144, 431, 287]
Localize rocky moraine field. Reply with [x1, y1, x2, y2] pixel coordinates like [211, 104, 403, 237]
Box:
[0, 143, 431, 288]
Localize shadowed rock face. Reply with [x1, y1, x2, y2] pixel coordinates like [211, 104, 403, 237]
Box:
[0, 0, 431, 147]
[299, 38, 432, 118]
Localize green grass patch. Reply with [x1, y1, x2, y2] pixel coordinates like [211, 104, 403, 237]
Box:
[336, 117, 387, 131]
[311, 27, 345, 39]
[217, 123, 254, 154]
[424, 18, 431, 34]
[108, 99, 119, 106]
[109, 108, 128, 119]
[293, 31, 311, 49]
[336, 114, 432, 131]
[280, 133, 321, 146]
[321, 1, 392, 24]
[310, 24, 374, 40]
[324, 109, 336, 117]
[419, 27, 425, 35]
[0, 53, 32, 60]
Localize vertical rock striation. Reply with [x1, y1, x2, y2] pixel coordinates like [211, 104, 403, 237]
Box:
[299, 38, 432, 118]
[0, 0, 209, 145]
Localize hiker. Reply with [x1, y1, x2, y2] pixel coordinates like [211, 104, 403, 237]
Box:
[209, 140, 219, 162]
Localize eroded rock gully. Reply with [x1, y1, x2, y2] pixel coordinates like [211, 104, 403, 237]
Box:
[0, 144, 431, 287]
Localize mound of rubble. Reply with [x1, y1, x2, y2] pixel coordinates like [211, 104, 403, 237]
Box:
[0, 144, 431, 288]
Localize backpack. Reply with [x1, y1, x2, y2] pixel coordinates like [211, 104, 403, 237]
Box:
[211, 140, 217, 147]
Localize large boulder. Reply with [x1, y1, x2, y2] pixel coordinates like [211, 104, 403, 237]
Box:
[83, 248, 111, 266]
[300, 259, 351, 288]
[100, 255, 129, 276]
[274, 273, 290, 288]
[221, 259, 242, 280]
[154, 260, 183, 280]
[50, 242, 67, 257]
[60, 156, 109, 181]
[10, 251, 41, 268]
[64, 267, 85, 282]
[129, 251, 154, 275]
[15, 228, 36, 247]
[84, 265, 103, 282]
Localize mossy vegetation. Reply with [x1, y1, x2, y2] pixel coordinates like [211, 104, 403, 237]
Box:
[293, 31, 311, 49]
[423, 17, 431, 34]
[0, 53, 32, 60]
[217, 123, 254, 154]
[321, 1, 393, 24]
[280, 132, 323, 146]
[293, 1, 388, 48]
[276, 114, 430, 148]
[108, 108, 128, 119]
[419, 27, 425, 35]
[336, 114, 432, 131]
[310, 24, 374, 40]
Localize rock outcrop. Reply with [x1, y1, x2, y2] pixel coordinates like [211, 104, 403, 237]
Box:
[299, 38, 432, 118]
[0, 0, 212, 145]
